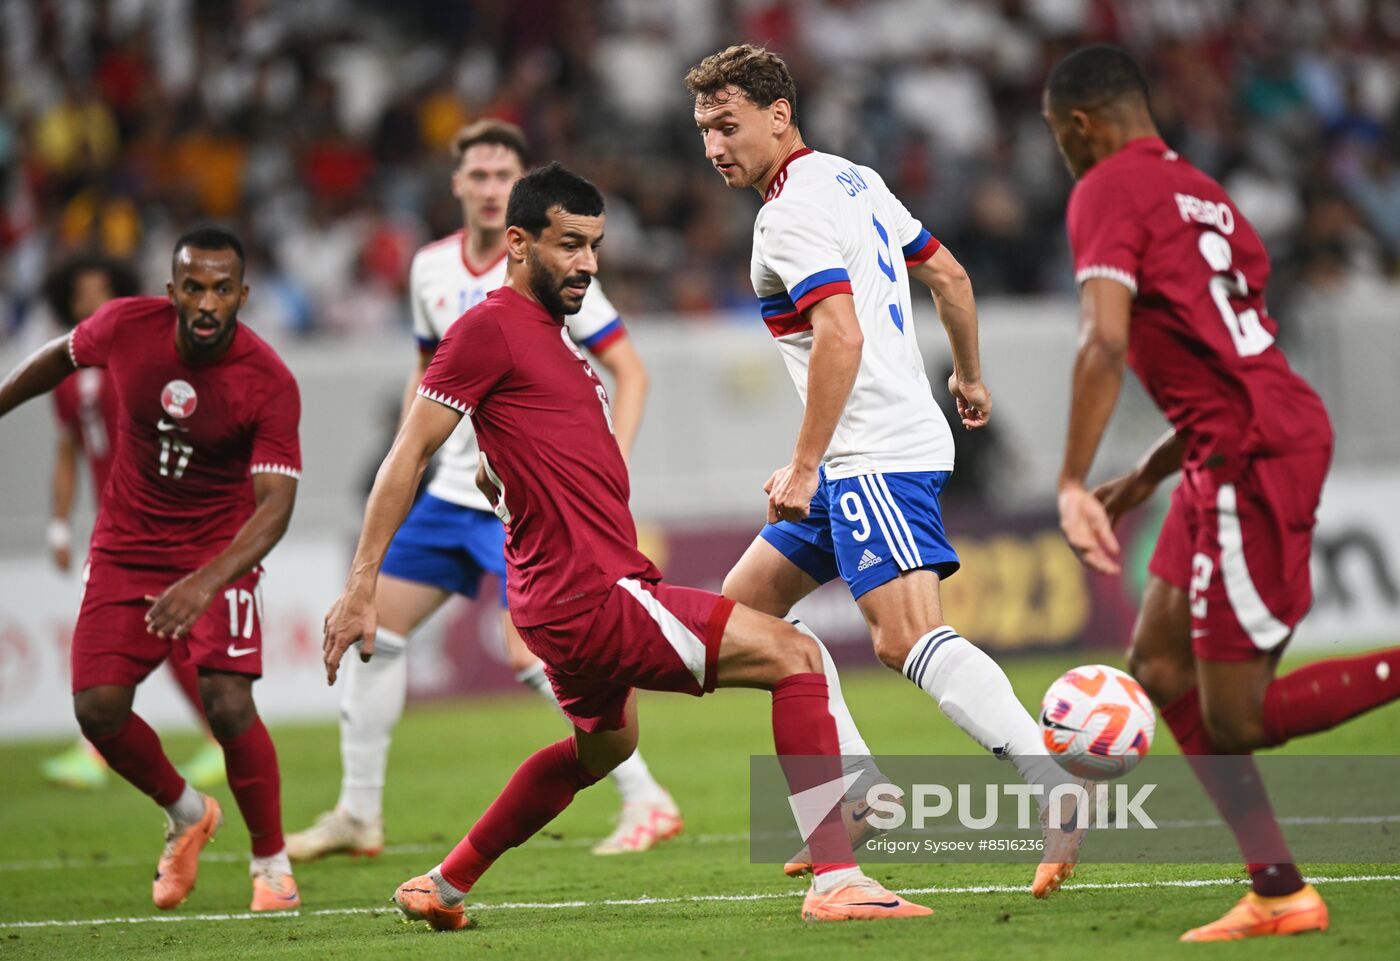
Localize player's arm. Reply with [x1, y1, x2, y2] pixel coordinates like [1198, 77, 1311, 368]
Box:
[591, 336, 649, 463]
[144, 472, 298, 640]
[1093, 428, 1185, 527]
[323, 395, 462, 682]
[768, 293, 863, 523]
[399, 350, 433, 427]
[908, 246, 990, 429]
[49, 428, 79, 571]
[0, 337, 76, 418]
[1058, 276, 1134, 575]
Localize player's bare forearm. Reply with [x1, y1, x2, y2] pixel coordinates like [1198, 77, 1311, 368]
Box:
[347, 395, 461, 594]
[1134, 429, 1185, 484]
[911, 247, 981, 382]
[51, 433, 78, 522]
[595, 338, 649, 462]
[794, 294, 862, 471]
[145, 473, 297, 639]
[1058, 278, 1133, 491]
[0, 337, 76, 418]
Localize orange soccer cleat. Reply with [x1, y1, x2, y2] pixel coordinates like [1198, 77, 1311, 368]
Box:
[784, 794, 899, 878]
[801, 876, 934, 922]
[394, 875, 470, 931]
[152, 794, 223, 910]
[1179, 884, 1329, 942]
[250, 871, 301, 911]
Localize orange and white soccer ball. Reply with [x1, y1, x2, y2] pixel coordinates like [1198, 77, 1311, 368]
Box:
[1040, 664, 1156, 780]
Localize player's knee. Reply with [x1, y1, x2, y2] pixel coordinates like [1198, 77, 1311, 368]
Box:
[201, 685, 257, 741]
[769, 624, 823, 678]
[73, 692, 130, 740]
[1126, 648, 1193, 707]
[1200, 704, 1268, 754]
[505, 647, 538, 673]
[871, 631, 915, 673]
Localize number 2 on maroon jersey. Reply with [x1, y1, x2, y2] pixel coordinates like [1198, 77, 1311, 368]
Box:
[1198, 231, 1274, 357]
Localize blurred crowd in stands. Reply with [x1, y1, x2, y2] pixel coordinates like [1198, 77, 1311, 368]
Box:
[2, 0, 1398, 341]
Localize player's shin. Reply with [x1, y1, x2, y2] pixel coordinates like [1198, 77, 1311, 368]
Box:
[901, 627, 1073, 802]
[1161, 688, 1304, 897]
[770, 672, 858, 885]
[218, 716, 286, 858]
[88, 712, 188, 810]
[336, 629, 409, 822]
[437, 737, 603, 898]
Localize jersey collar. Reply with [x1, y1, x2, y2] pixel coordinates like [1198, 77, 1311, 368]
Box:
[764, 147, 814, 203]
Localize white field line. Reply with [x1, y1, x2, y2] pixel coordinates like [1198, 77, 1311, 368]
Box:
[6, 812, 1398, 872]
[1, 873, 1397, 930]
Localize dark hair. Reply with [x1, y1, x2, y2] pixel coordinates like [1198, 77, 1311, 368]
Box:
[506, 163, 605, 237]
[172, 224, 246, 273]
[1046, 44, 1149, 112]
[685, 43, 797, 119]
[42, 254, 140, 327]
[452, 118, 530, 166]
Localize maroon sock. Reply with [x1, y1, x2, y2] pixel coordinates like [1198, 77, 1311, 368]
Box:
[1161, 688, 1303, 897]
[771, 672, 857, 875]
[1262, 648, 1400, 746]
[218, 718, 284, 857]
[440, 737, 603, 892]
[166, 647, 207, 718]
[88, 713, 185, 807]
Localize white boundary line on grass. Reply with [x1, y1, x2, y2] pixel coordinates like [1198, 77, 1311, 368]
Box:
[2, 873, 1398, 930]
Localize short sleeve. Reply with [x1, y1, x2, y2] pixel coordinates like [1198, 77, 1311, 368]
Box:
[418, 313, 510, 416]
[565, 280, 625, 355]
[756, 199, 853, 313]
[250, 374, 302, 479]
[68, 300, 124, 368]
[871, 168, 941, 266]
[408, 253, 438, 357]
[1066, 173, 1146, 295]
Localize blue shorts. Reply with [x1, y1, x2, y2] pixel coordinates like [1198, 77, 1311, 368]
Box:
[381, 493, 508, 605]
[760, 469, 960, 600]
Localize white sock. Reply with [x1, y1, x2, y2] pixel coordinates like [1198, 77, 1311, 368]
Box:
[336, 628, 409, 822]
[250, 848, 292, 877]
[902, 626, 1072, 805]
[789, 619, 887, 802]
[812, 866, 863, 894]
[429, 864, 466, 905]
[516, 661, 669, 804]
[164, 783, 205, 830]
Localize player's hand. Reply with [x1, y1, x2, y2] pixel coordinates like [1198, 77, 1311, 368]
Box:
[475, 460, 497, 508]
[1093, 469, 1158, 528]
[50, 544, 72, 572]
[1058, 483, 1121, 575]
[323, 589, 378, 685]
[948, 375, 992, 429]
[144, 571, 219, 640]
[764, 462, 819, 524]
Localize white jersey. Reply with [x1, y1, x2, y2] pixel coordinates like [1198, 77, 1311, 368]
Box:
[750, 149, 953, 479]
[410, 230, 625, 509]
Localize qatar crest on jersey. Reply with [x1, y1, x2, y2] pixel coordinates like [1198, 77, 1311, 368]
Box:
[161, 379, 198, 419]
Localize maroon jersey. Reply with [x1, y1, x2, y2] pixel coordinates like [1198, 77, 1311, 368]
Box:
[52, 366, 120, 496]
[1066, 137, 1331, 468]
[417, 285, 660, 626]
[67, 297, 301, 569]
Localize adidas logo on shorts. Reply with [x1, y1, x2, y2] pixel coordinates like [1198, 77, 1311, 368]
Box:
[857, 549, 883, 572]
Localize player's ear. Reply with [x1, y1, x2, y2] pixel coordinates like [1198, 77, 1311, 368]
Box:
[770, 97, 792, 134]
[505, 225, 530, 261]
[166, 280, 175, 302]
[239, 283, 249, 310]
[1069, 108, 1093, 137]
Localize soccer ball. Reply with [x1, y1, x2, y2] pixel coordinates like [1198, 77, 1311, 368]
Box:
[1040, 664, 1156, 780]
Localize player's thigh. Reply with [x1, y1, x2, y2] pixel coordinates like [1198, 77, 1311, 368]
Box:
[854, 569, 943, 670]
[722, 536, 823, 617]
[375, 573, 451, 638]
[500, 610, 539, 672]
[713, 602, 823, 689]
[574, 694, 639, 775]
[1125, 575, 1196, 707]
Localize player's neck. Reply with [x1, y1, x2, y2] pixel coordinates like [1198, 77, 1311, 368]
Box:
[1094, 122, 1161, 165]
[754, 131, 807, 197]
[463, 226, 507, 271]
[504, 271, 554, 318]
[174, 325, 236, 364]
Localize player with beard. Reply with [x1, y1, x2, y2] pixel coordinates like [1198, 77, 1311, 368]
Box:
[323, 163, 931, 927]
[0, 227, 303, 912]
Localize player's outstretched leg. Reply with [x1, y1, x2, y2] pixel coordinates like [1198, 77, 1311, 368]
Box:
[507, 612, 681, 856]
[74, 684, 223, 908]
[200, 671, 300, 911]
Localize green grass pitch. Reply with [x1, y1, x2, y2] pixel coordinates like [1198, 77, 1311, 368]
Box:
[1, 652, 1396, 960]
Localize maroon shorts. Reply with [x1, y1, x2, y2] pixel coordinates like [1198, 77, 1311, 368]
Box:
[72, 560, 266, 692]
[516, 578, 737, 733]
[1148, 448, 1330, 662]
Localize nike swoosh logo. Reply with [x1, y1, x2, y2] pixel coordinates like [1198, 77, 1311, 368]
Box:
[850, 805, 873, 822]
[849, 900, 902, 909]
[227, 644, 258, 657]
